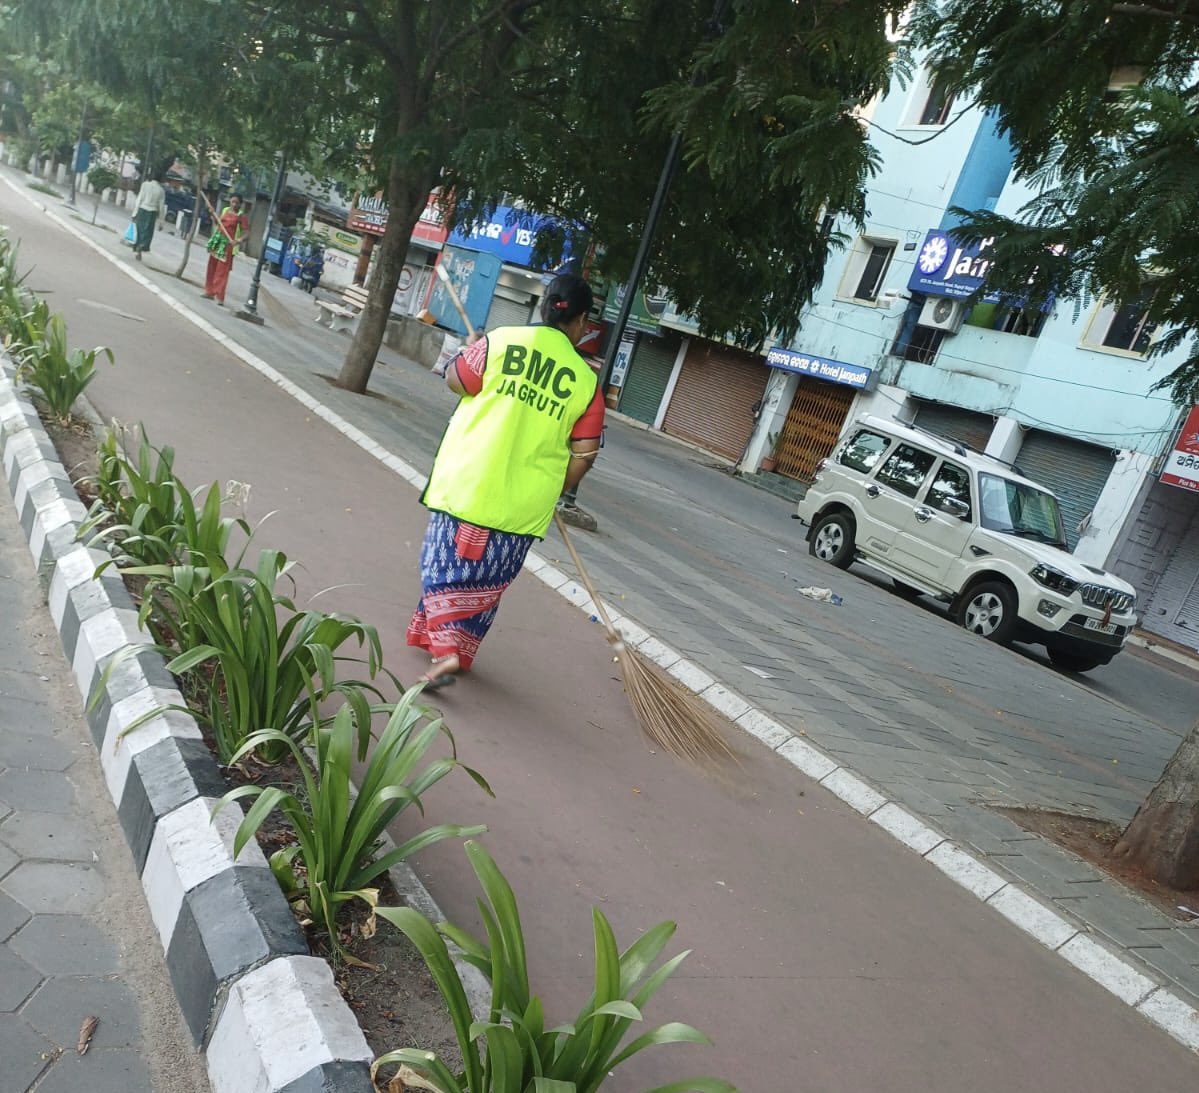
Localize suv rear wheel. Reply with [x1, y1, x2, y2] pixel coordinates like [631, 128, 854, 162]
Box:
[809, 512, 856, 569]
[1048, 649, 1105, 673]
[958, 581, 1018, 644]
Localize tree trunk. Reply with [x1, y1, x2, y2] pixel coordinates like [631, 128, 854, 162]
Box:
[1113, 719, 1199, 890]
[335, 158, 435, 394]
[175, 143, 207, 281]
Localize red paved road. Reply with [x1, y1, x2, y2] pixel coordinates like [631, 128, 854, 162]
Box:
[4, 183, 1197, 1092]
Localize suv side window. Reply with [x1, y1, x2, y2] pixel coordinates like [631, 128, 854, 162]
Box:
[874, 443, 936, 497]
[839, 429, 891, 473]
[927, 460, 972, 516]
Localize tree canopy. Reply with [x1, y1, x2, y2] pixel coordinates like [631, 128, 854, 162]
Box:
[5, 0, 912, 390]
[912, 0, 1199, 405]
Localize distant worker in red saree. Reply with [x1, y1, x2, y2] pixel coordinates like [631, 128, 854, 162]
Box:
[408, 274, 604, 689]
[202, 194, 248, 305]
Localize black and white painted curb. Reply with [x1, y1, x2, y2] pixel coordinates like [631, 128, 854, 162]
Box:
[6, 172, 1199, 1057]
[0, 359, 379, 1092]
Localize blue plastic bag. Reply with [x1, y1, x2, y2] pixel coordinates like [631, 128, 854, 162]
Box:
[123, 221, 136, 245]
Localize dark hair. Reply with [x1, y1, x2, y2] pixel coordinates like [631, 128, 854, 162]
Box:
[540, 274, 593, 327]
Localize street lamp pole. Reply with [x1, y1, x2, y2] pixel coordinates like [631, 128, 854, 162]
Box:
[237, 153, 288, 326]
[559, 0, 729, 530]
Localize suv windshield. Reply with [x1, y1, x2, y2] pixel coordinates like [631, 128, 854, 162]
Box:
[978, 473, 1066, 547]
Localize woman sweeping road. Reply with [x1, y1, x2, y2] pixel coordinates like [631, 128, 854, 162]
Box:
[202, 194, 248, 305]
[408, 273, 604, 689]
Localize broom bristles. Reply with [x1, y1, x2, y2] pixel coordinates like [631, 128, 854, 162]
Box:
[617, 642, 740, 768]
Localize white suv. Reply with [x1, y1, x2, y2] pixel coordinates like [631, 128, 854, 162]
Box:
[795, 415, 1138, 672]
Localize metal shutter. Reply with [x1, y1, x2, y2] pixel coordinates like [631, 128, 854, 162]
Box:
[774, 377, 857, 481]
[1015, 430, 1116, 550]
[662, 342, 769, 461]
[1143, 503, 1199, 647]
[912, 401, 994, 452]
[485, 293, 532, 331]
[619, 333, 678, 424]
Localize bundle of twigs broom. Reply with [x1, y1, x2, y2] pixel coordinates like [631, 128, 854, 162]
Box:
[553, 512, 739, 769]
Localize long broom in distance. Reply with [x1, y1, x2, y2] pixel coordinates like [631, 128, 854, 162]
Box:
[553, 512, 739, 769]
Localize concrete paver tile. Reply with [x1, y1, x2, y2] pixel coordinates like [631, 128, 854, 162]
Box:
[0, 839, 16, 880]
[0, 667, 55, 706]
[29, 1047, 153, 1093]
[1, 861, 105, 914]
[0, 702, 58, 737]
[0, 944, 43, 1010]
[0, 888, 30, 941]
[10, 915, 120, 976]
[22, 976, 141, 1050]
[0, 731, 74, 771]
[0, 769, 76, 813]
[0, 811, 100, 861]
[0, 1014, 55, 1091]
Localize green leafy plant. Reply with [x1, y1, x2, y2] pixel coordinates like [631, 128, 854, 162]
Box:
[120, 548, 392, 763]
[86, 164, 119, 224]
[0, 236, 32, 346]
[79, 426, 252, 569]
[374, 841, 736, 1093]
[16, 311, 112, 423]
[215, 692, 490, 953]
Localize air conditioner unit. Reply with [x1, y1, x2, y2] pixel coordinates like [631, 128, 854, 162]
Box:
[918, 296, 966, 333]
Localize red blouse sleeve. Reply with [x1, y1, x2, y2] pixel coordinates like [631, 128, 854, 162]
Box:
[570, 386, 606, 441]
[453, 336, 489, 396]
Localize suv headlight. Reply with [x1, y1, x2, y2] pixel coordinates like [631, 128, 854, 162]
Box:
[1030, 564, 1078, 595]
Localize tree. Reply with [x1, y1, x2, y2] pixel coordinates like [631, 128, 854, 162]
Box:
[912, 0, 1199, 406]
[912, 0, 1199, 889]
[248, 0, 910, 393]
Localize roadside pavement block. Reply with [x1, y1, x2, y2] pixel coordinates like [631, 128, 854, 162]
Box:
[0, 357, 375, 1092]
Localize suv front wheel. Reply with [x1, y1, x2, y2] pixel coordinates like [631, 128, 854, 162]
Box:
[958, 581, 1018, 644]
[809, 512, 856, 569]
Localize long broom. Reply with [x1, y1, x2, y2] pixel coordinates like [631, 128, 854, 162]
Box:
[553, 512, 740, 768]
[435, 265, 737, 768]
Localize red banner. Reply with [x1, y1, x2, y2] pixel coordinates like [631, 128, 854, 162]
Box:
[1160, 405, 1199, 493]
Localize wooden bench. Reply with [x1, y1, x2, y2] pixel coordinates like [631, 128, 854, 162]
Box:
[314, 283, 371, 334]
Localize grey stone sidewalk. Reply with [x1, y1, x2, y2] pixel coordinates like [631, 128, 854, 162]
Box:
[0, 491, 207, 1092]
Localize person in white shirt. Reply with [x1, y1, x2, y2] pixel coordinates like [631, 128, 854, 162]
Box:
[131, 171, 166, 260]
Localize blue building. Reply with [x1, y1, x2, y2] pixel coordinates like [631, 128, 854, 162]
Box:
[716, 59, 1197, 650]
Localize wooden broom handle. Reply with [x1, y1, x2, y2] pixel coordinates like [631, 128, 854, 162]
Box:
[553, 512, 620, 643]
[437, 267, 477, 339]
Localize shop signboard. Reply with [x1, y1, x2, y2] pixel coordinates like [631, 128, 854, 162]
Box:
[309, 221, 363, 255]
[1160, 405, 1199, 493]
[447, 204, 576, 268]
[347, 192, 449, 247]
[601, 284, 666, 335]
[906, 227, 1057, 310]
[347, 192, 388, 236]
[765, 346, 872, 389]
[907, 229, 998, 300]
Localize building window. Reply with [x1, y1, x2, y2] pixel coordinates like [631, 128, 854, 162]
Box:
[893, 324, 945, 365]
[919, 76, 956, 126]
[1084, 288, 1157, 355]
[840, 238, 896, 303]
[967, 301, 1047, 338]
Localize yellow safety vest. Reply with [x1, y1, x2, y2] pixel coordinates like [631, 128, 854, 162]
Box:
[422, 325, 598, 537]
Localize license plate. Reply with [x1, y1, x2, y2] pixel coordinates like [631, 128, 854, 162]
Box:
[1084, 618, 1117, 635]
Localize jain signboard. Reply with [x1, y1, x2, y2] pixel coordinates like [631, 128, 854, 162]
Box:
[907, 229, 999, 300]
[765, 347, 872, 389]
